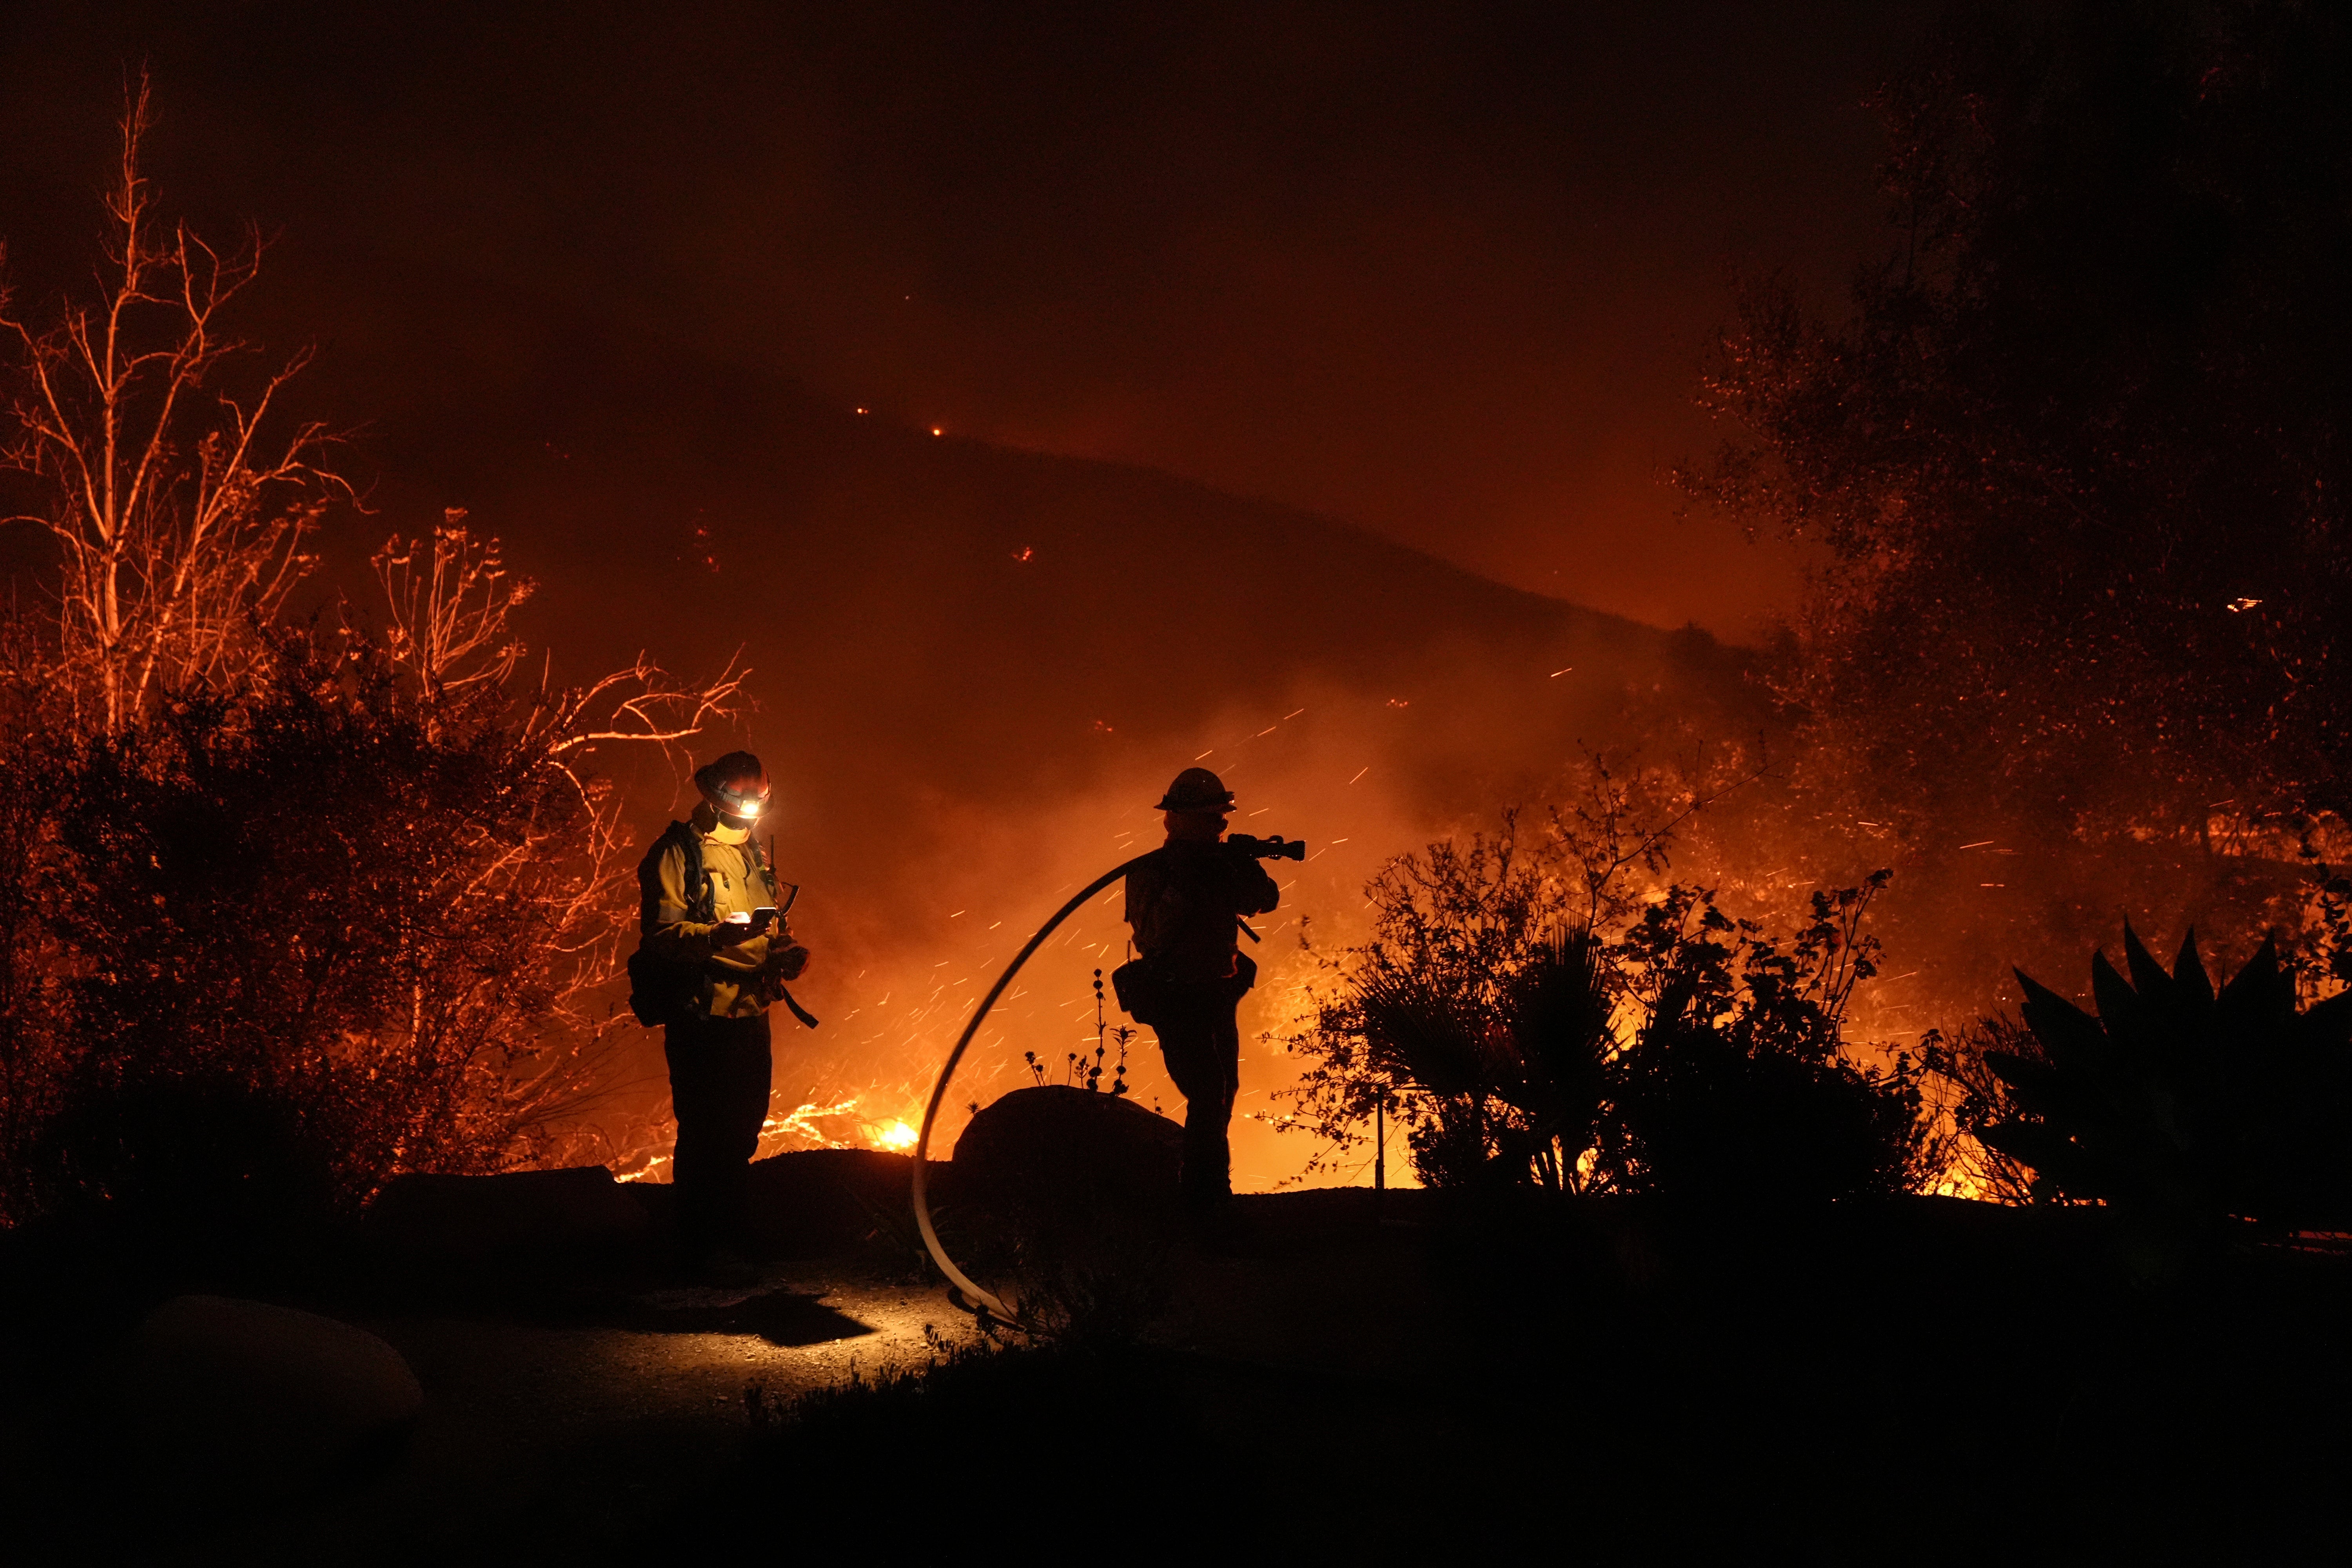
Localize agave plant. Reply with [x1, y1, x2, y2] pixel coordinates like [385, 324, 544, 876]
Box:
[1982, 927, 2352, 1237]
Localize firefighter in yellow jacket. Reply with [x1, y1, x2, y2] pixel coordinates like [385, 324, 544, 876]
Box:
[635, 751, 811, 1281]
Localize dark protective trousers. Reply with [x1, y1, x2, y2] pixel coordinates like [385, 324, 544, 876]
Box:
[1152, 984, 1242, 1208]
[664, 1012, 773, 1257]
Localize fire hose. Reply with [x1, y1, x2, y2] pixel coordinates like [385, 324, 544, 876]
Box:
[910, 835, 1305, 1319]
[909, 855, 1150, 1320]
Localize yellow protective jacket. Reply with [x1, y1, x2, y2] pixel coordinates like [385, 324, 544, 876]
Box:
[637, 806, 794, 1020]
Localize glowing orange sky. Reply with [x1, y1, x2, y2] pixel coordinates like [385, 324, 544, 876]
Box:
[0, 2, 1951, 1191]
[0, 0, 1929, 637]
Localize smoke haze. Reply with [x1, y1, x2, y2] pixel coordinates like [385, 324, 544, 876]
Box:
[1, 0, 1937, 633]
[325, 316, 1757, 1183]
[0, 3, 1967, 1185]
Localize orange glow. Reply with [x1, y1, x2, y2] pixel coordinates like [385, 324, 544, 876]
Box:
[617, 1152, 670, 1183]
[617, 1096, 936, 1179]
[591, 683, 1987, 1201]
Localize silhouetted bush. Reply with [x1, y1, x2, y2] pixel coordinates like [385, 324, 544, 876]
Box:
[1973, 926, 2352, 1241]
[1599, 881, 1929, 1201]
[1279, 778, 1931, 1199]
[1613, 997, 1923, 1202]
[25, 1069, 339, 1264]
[6, 633, 621, 1234]
[1345, 926, 1613, 1190]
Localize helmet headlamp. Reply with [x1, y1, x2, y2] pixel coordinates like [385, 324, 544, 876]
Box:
[694, 751, 774, 823]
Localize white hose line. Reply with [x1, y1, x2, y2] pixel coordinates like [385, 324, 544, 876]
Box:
[911, 856, 1151, 1320]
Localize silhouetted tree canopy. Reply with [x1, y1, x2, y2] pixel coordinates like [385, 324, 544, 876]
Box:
[1689, 0, 2352, 837]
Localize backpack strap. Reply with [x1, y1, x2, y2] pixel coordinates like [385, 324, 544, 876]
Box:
[678, 824, 713, 922]
[638, 820, 715, 925]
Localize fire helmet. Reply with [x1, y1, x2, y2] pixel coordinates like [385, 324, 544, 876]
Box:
[695, 751, 772, 821]
[1156, 766, 1235, 814]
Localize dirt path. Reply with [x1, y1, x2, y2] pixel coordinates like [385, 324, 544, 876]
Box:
[232, 1195, 1444, 1563]
[102, 1268, 984, 1566]
[7, 1189, 1452, 1563]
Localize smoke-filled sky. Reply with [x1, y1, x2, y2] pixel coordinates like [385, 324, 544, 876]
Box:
[3, 0, 1932, 636]
[0, 2, 1954, 1186]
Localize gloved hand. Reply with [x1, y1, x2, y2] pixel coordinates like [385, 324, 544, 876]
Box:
[712, 913, 763, 952]
[752, 943, 811, 1008]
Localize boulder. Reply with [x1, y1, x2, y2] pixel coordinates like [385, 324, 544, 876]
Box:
[951, 1085, 1184, 1211]
[365, 1164, 649, 1267]
[117, 1295, 423, 1502]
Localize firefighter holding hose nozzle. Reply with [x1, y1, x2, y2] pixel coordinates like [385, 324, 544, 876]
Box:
[630, 751, 813, 1285]
[1118, 767, 1283, 1218]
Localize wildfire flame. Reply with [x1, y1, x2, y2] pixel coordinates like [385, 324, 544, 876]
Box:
[615, 1097, 926, 1180]
[753, 1097, 866, 1157]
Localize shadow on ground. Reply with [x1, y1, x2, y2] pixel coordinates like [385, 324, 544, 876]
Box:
[589, 1282, 877, 1346]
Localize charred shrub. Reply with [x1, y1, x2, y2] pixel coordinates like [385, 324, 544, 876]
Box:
[25, 1067, 339, 1267]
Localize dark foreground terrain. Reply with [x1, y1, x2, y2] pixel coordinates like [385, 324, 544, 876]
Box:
[668, 1187, 2352, 1563]
[4, 1154, 2347, 1564]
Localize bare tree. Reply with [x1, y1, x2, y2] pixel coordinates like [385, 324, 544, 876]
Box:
[370, 513, 534, 712]
[1, 76, 345, 735]
[361, 518, 750, 1173]
[0, 86, 752, 1220]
